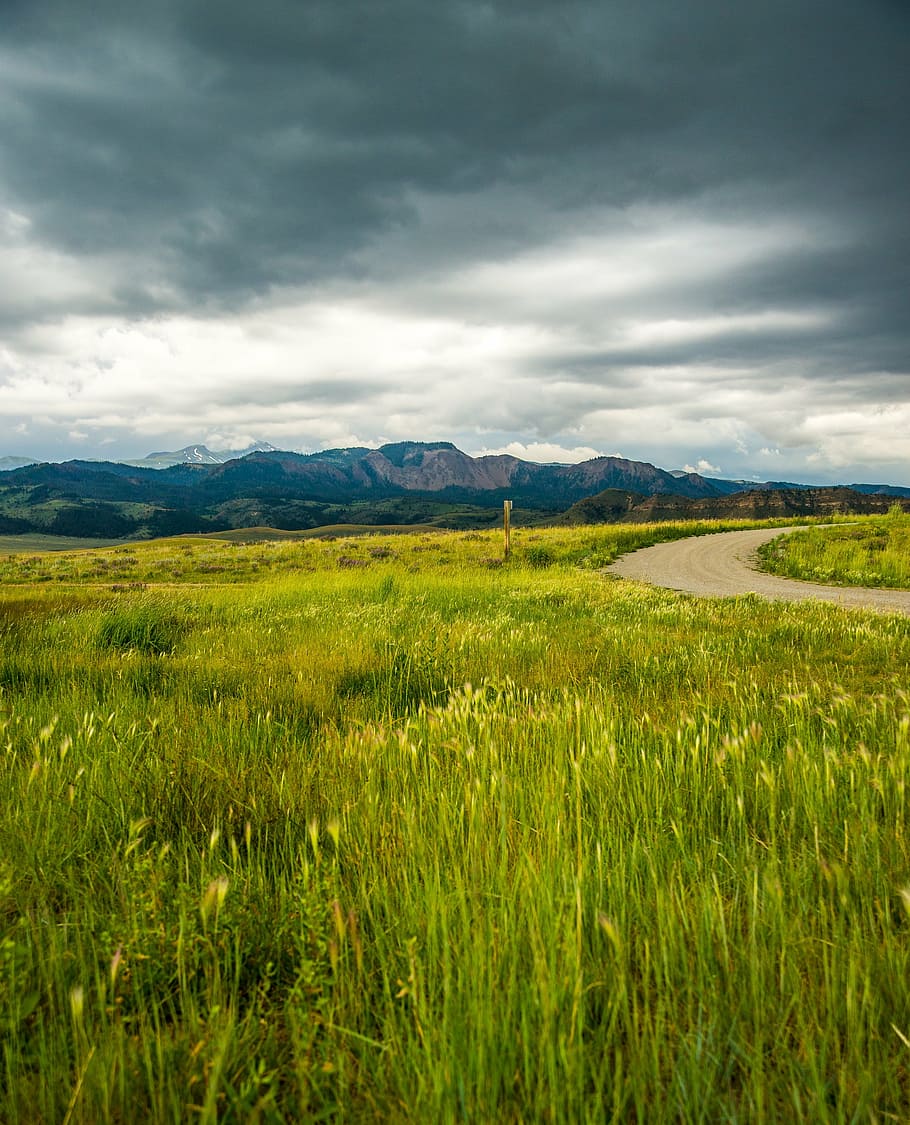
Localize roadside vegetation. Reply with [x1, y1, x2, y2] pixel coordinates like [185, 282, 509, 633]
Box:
[759, 507, 910, 589]
[1, 520, 909, 1121]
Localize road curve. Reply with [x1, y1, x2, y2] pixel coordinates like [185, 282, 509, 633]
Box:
[605, 527, 910, 616]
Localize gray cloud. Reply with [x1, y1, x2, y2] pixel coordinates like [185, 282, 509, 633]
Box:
[3, 0, 904, 302]
[216, 377, 388, 409]
[0, 0, 908, 481]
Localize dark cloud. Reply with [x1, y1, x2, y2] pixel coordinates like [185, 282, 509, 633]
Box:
[217, 378, 386, 408]
[0, 0, 908, 478]
[2, 0, 905, 309]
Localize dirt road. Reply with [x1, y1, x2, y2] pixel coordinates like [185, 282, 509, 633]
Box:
[606, 527, 910, 616]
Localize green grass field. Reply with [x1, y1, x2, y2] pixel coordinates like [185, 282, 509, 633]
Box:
[0, 534, 127, 554]
[759, 510, 910, 590]
[1, 521, 909, 1121]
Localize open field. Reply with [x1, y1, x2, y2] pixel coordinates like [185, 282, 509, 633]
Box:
[759, 511, 910, 590]
[1, 521, 909, 1121]
[0, 517, 790, 587]
[0, 534, 127, 554]
[197, 523, 446, 542]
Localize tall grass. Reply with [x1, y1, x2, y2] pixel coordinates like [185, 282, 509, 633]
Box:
[0, 525, 909, 1120]
[760, 510, 910, 588]
[0, 517, 802, 588]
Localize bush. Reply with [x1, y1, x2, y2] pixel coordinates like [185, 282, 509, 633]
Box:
[524, 545, 555, 568]
[96, 600, 190, 654]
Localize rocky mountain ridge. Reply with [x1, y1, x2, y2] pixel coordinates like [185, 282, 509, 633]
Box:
[1, 440, 909, 539]
[564, 486, 910, 525]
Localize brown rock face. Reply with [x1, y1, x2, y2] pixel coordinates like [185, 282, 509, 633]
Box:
[363, 447, 524, 491]
[565, 486, 910, 524]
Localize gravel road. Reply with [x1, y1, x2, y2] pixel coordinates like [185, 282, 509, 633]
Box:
[605, 527, 910, 616]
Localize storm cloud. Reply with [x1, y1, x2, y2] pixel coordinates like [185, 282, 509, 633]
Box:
[1, 0, 908, 481]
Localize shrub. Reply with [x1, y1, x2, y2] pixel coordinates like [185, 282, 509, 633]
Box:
[524, 545, 555, 568]
[96, 600, 190, 654]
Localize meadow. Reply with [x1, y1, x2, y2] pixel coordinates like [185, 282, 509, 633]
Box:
[759, 509, 910, 589]
[1, 520, 909, 1122]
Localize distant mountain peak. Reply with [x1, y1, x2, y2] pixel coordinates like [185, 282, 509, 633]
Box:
[0, 455, 38, 472]
[235, 441, 280, 456]
[148, 444, 222, 464]
[127, 440, 281, 469]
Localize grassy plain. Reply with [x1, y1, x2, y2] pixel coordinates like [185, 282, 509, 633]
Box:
[1, 520, 909, 1122]
[760, 510, 910, 589]
[0, 535, 126, 554]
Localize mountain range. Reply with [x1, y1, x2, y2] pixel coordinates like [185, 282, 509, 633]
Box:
[0, 441, 280, 472]
[0, 440, 908, 539]
[562, 487, 910, 525]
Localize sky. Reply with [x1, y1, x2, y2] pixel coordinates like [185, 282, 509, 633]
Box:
[1, 0, 908, 483]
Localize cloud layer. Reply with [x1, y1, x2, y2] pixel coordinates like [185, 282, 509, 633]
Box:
[1, 0, 908, 480]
